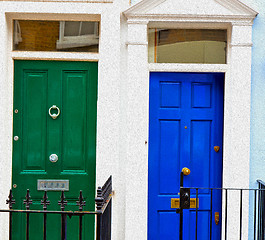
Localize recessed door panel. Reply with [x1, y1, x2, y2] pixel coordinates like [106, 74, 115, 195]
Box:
[190, 120, 211, 189]
[62, 71, 88, 172]
[159, 211, 179, 240]
[22, 71, 48, 172]
[159, 120, 180, 195]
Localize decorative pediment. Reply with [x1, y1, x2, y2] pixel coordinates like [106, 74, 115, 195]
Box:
[124, 0, 258, 21]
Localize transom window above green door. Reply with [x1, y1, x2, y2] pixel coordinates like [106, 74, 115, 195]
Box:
[148, 29, 227, 64]
[13, 20, 99, 52]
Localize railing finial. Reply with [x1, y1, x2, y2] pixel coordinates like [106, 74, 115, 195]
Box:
[76, 190, 86, 211]
[41, 191, 50, 210]
[58, 191, 68, 211]
[95, 187, 104, 211]
[23, 189, 32, 210]
[6, 189, 16, 209]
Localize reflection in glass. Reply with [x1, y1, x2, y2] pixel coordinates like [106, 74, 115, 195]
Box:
[148, 29, 227, 64]
[13, 20, 99, 52]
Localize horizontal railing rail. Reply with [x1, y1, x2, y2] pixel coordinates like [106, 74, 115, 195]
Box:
[3, 175, 112, 240]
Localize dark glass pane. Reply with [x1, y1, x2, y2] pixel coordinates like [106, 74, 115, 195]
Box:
[64, 22, 80, 36]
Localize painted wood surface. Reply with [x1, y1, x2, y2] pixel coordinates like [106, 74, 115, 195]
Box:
[148, 72, 224, 240]
[12, 60, 98, 240]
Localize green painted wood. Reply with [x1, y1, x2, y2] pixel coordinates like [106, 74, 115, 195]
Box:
[12, 60, 98, 240]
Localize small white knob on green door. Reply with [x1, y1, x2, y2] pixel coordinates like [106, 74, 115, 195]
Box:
[49, 154, 58, 163]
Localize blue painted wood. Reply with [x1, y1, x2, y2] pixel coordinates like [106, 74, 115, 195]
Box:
[148, 72, 224, 240]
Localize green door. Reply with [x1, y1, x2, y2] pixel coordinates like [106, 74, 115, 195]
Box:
[12, 60, 98, 239]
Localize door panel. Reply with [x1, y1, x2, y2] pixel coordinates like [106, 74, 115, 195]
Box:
[190, 120, 211, 188]
[148, 72, 224, 240]
[159, 120, 180, 195]
[62, 71, 88, 172]
[23, 71, 48, 172]
[13, 60, 98, 240]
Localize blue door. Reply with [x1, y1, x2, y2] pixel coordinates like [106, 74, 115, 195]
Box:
[148, 72, 224, 240]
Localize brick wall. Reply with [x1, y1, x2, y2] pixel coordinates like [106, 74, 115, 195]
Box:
[15, 21, 60, 51]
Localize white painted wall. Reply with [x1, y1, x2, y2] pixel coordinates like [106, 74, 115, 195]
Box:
[0, 0, 130, 239]
[0, 9, 11, 238]
[0, 0, 257, 240]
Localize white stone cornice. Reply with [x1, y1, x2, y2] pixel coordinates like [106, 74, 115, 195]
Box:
[123, 0, 258, 24]
[231, 21, 254, 26]
[124, 0, 258, 16]
[127, 19, 149, 25]
[126, 14, 255, 24]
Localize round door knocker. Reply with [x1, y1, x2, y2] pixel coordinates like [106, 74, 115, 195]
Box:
[49, 105, 60, 120]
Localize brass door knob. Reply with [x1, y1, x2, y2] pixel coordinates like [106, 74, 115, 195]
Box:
[214, 146, 220, 152]
[182, 167, 191, 176]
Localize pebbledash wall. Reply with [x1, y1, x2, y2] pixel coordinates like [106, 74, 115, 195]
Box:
[0, 0, 262, 240]
[0, 1, 130, 239]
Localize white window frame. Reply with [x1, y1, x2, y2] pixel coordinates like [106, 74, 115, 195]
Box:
[56, 21, 99, 49]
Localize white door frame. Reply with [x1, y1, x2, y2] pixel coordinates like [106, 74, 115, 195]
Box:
[123, 0, 257, 239]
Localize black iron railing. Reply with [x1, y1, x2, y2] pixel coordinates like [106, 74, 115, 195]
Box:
[177, 171, 265, 240]
[257, 179, 265, 240]
[3, 176, 112, 240]
[95, 176, 112, 240]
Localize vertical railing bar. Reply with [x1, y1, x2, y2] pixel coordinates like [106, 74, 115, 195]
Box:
[43, 212, 47, 240]
[210, 188, 213, 240]
[259, 186, 263, 240]
[23, 189, 32, 240]
[58, 191, 67, 240]
[261, 185, 265, 240]
[107, 199, 112, 240]
[179, 208, 183, 240]
[259, 186, 262, 239]
[79, 215, 82, 240]
[260, 185, 265, 240]
[7, 189, 15, 240]
[76, 190, 85, 240]
[96, 213, 102, 240]
[61, 213, 67, 240]
[9, 212, 12, 240]
[195, 188, 198, 240]
[41, 191, 49, 240]
[239, 189, 243, 240]
[179, 172, 183, 240]
[257, 188, 260, 239]
[254, 189, 257, 240]
[225, 189, 228, 240]
[26, 212, 30, 240]
[95, 186, 104, 240]
[61, 213, 65, 240]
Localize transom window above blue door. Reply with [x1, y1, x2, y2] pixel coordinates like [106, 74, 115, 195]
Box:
[148, 29, 227, 64]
